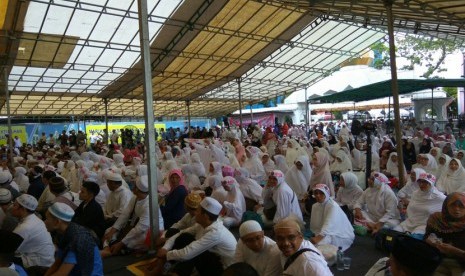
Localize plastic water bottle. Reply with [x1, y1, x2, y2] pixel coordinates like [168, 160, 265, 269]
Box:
[337, 246, 344, 271]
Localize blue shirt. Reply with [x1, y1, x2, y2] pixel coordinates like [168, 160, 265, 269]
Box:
[57, 246, 103, 276]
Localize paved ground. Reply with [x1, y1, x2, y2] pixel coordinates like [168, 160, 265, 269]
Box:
[103, 233, 388, 275]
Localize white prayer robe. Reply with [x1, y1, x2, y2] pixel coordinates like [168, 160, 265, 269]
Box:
[354, 184, 400, 228]
[263, 182, 303, 223]
[310, 198, 355, 251]
[335, 172, 363, 210]
[112, 196, 158, 250]
[234, 236, 282, 276]
[13, 214, 55, 268]
[103, 185, 133, 219]
[280, 240, 332, 276]
[394, 188, 445, 234]
[163, 220, 237, 268]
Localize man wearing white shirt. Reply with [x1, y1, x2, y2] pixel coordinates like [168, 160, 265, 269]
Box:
[274, 217, 332, 276]
[103, 170, 133, 227]
[102, 176, 163, 257]
[11, 194, 55, 272]
[235, 220, 282, 276]
[151, 197, 237, 275]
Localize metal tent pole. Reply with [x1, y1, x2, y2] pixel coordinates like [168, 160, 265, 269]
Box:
[385, 0, 406, 186]
[305, 87, 309, 136]
[137, 0, 159, 249]
[237, 78, 243, 138]
[250, 102, 254, 124]
[104, 98, 109, 144]
[4, 70, 13, 166]
[187, 100, 192, 138]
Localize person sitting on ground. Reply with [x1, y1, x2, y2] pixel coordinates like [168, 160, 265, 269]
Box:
[149, 197, 237, 275]
[274, 217, 332, 275]
[102, 170, 133, 228]
[36, 170, 58, 215]
[424, 192, 465, 275]
[234, 220, 282, 276]
[101, 175, 153, 257]
[0, 188, 18, 231]
[26, 166, 45, 200]
[0, 229, 27, 276]
[310, 184, 355, 251]
[397, 168, 426, 207]
[259, 170, 303, 225]
[354, 172, 400, 234]
[11, 194, 55, 273]
[221, 176, 246, 228]
[393, 173, 445, 238]
[48, 176, 80, 210]
[160, 169, 188, 229]
[335, 171, 363, 223]
[72, 181, 105, 243]
[156, 192, 202, 247]
[44, 202, 103, 275]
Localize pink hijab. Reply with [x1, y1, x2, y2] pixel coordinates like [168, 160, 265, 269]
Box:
[168, 169, 185, 191]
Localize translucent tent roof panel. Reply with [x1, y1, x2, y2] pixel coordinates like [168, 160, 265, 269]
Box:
[8, 0, 183, 95]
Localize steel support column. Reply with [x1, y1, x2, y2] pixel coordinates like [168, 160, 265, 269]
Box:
[238, 78, 244, 138]
[4, 70, 13, 166]
[385, 0, 406, 186]
[104, 98, 109, 144]
[137, 0, 159, 249]
[305, 87, 309, 137]
[187, 100, 192, 138]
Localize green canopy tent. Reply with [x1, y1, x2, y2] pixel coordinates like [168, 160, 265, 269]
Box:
[307, 79, 465, 104]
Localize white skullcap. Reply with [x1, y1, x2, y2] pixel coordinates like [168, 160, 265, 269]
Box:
[136, 175, 149, 193]
[0, 188, 12, 204]
[105, 169, 122, 182]
[48, 202, 75, 222]
[239, 220, 263, 237]
[0, 171, 11, 184]
[199, 197, 222, 216]
[16, 194, 38, 211]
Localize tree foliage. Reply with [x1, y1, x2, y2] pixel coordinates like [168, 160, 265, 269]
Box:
[371, 35, 460, 78]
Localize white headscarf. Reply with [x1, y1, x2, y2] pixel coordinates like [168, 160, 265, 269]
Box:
[234, 168, 263, 204]
[190, 153, 206, 177]
[398, 168, 425, 199]
[181, 164, 201, 191]
[311, 151, 334, 196]
[242, 146, 266, 184]
[285, 138, 307, 167]
[436, 158, 465, 194]
[273, 154, 289, 174]
[222, 176, 246, 223]
[336, 172, 363, 210]
[385, 152, 407, 179]
[330, 150, 352, 173]
[285, 155, 312, 200]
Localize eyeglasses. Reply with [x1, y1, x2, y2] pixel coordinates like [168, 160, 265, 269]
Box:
[275, 233, 301, 243]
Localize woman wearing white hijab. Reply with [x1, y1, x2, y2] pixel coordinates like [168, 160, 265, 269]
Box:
[418, 154, 438, 176]
[261, 170, 303, 224]
[397, 168, 426, 204]
[234, 168, 263, 210]
[436, 158, 465, 194]
[311, 151, 334, 197]
[429, 147, 442, 164]
[285, 138, 307, 167]
[206, 175, 228, 204]
[384, 152, 407, 180]
[435, 153, 451, 181]
[354, 172, 400, 234]
[207, 161, 223, 178]
[189, 153, 206, 178]
[310, 184, 355, 251]
[221, 176, 246, 228]
[330, 150, 352, 173]
[181, 164, 201, 191]
[242, 146, 266, 184]
[261, 152, 275, 177]
[63, 160, 79, 193]
[336, 172, 363, 212]
[394, 173, 445, 236]
[273, 154, 289, 174]
[285, 155, 312, 200]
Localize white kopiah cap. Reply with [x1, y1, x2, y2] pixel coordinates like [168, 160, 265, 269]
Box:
[199, 197, 222, 216]
[239, 220, 263, 237]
